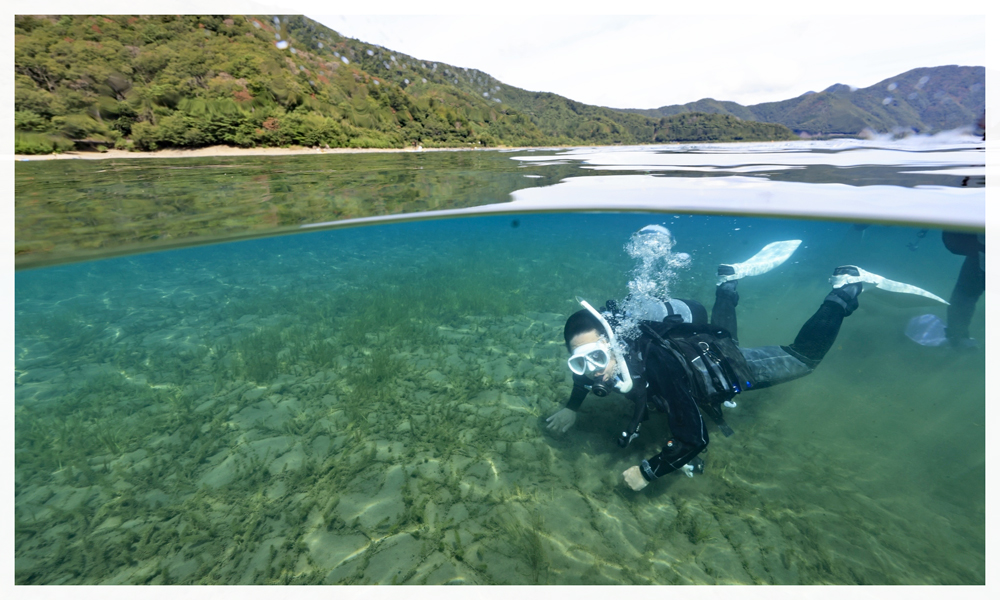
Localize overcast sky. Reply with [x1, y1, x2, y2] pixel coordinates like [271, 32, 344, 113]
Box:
[9, 1, 990, 110]
[307, 12, 985, 109]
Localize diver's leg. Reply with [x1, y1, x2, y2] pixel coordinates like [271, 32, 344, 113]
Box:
[739, 345, 813, 388]
[711, 278, 740, 343]
[945, 253, 985, 343]
[786, 274, 863, 367]
[742, 273, 863, 388]
[712, 240, 802, 344]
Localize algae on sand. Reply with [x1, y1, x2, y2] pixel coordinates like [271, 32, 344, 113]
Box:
[13, 214, 985, 584]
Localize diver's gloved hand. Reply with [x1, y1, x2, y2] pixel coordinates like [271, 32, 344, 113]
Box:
[545, 408, 576, 433]
[622, 466, 649, 491]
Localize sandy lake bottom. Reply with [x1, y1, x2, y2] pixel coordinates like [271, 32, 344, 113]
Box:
[13, 214, 985, 585]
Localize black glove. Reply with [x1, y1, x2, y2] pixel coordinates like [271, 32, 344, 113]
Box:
[617, 424, 640, 448]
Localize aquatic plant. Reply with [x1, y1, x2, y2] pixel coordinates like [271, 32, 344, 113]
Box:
[92, 422, 124, 455]
[235, 327, 283, 384]
[305, 339, 339, 368]
[672, 500, 715, 546]
[486, 508, 549, 584]
[344, 350, 403, 402]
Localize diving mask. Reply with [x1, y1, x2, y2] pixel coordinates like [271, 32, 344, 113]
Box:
[567, 341, 611, 376]
[575, 299, 633, 394]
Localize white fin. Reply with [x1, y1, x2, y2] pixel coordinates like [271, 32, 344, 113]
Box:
[830, 266, 949, 305]
[718, 240, 802, 284]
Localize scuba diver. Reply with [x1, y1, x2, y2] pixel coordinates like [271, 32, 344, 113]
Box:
[546, 225, 949, 491]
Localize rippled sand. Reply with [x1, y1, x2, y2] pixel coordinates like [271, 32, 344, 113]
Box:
[13, 215, 984, 584]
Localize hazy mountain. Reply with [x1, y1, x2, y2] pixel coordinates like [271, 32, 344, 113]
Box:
[621, 65, 985, 136]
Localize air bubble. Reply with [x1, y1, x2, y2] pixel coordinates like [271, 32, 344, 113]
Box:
[614, 225, 691, 341]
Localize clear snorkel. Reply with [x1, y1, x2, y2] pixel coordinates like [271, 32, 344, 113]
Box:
[577, 298, 633, 394]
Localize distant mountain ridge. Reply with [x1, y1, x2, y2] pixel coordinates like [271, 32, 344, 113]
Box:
[620, 65, 985, 137]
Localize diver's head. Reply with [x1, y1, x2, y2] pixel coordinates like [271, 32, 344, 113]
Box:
[564, 309, 603, 351]
[564, 310, 617, 390]
[564, 301, 634, 395]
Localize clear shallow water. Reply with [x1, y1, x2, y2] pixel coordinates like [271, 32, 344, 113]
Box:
[13, 140, 986, 585]
[14, 135, 985, 269]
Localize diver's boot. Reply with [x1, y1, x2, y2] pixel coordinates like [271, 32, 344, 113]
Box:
[718, 240, 802, 285]
[830, 265, 949, 305]
[825, 267, 864, 316]
[717, 264, 738, 283]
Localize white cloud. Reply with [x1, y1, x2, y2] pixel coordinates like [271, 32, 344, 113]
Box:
[311, 13, 985, 108]
[6, 1, 987, 109]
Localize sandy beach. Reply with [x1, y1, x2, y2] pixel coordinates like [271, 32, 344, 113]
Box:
[13, 144, 567, 162]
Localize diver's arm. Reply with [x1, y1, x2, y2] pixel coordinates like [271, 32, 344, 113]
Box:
[565, 379, 589, 411]
[638, 440, 704, 482]
[617, 383, 648, 448]
[546, 381, 588, 432]
[624, 442, 703, 491]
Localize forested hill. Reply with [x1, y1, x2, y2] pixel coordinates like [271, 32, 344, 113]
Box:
[13, 15, 797, 154]
[622, 65, 985, 137]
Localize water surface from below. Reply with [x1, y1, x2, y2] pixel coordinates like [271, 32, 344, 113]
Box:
[14, 136, 985, 269]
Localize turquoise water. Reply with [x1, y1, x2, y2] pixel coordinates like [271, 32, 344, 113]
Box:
[13, 142, 986, 585]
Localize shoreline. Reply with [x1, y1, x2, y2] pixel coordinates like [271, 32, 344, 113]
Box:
[12, 138, 801, 162]
[13, 144, 573, 162]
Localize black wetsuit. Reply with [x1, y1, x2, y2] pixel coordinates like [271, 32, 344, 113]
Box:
[564, 282, 860, 482]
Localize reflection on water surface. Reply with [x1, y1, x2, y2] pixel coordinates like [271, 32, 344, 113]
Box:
[14, 137, 984, 269]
